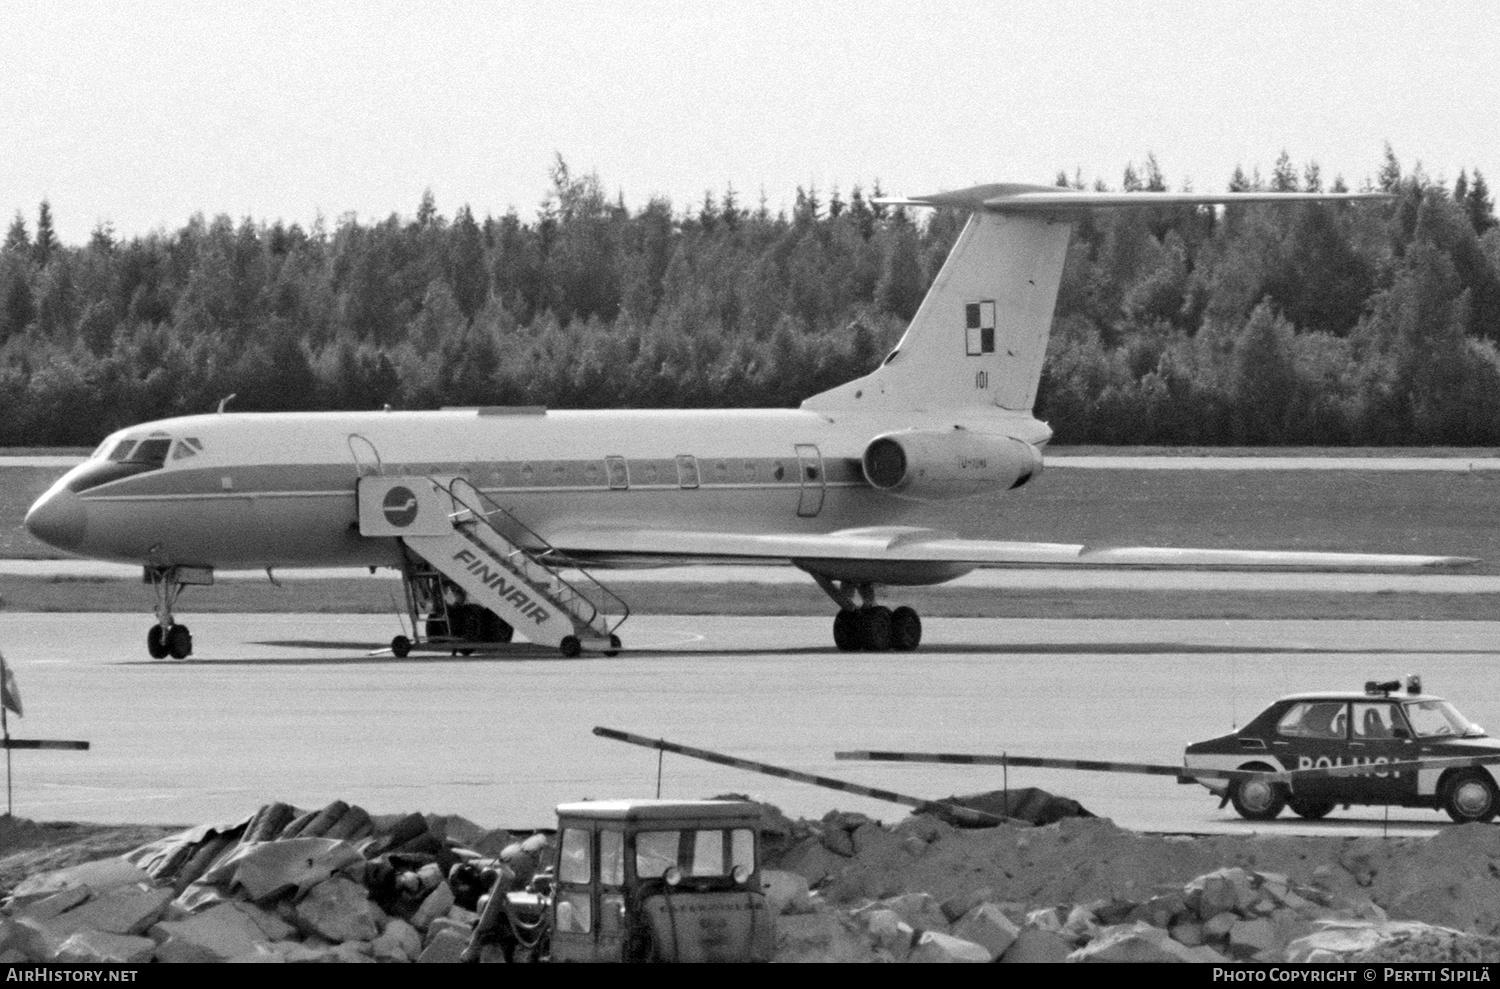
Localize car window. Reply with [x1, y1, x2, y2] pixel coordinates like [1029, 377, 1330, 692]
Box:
[1277, 701, 1347, 739]
[1402, 700, 1479, 738]
[1352, 702, 1397, 739]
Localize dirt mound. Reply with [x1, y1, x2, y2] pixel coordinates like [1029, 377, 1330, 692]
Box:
[920, 787, 1093, 827]
[0, 818, 181, 894]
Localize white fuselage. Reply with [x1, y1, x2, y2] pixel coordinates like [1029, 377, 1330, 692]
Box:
[28, 405, 1051, 573]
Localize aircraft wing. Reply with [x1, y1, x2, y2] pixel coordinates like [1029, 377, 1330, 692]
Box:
[545, 526, 1473, 570]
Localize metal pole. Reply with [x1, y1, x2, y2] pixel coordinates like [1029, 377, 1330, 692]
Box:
[656, 743, 664, 799]
[3, 703, 10, 818]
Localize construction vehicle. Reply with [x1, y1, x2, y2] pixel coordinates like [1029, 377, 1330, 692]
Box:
[468, 799, 774, 962]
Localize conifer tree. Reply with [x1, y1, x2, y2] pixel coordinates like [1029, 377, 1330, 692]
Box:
[33, 201, 58, 267]
[1466, 171, 1495, 233]
[3, 213, 28, 253]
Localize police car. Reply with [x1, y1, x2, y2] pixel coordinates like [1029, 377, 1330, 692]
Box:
[1183, 677, 1500, 823]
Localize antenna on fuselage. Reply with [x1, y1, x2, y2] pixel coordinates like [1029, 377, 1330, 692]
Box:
[216, 394, 237, 414]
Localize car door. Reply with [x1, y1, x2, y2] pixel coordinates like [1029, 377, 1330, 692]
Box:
[1272, 700, 1349, 802]
[1347, 701, 1418, 804]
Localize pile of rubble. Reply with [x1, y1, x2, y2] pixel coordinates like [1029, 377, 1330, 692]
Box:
[0, 800, 550, 964]
[760, 805, 1500, 962]
[766, 865, 1500, 962]
[6, 793, 1500, 963]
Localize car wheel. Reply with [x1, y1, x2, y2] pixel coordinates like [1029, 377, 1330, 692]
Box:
[1287, 796, 1335, 821]
[1228, 763, 1287, 820]
[1443, 770, 1499, 823]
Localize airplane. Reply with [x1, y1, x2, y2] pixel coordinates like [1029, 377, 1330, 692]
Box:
[22, 182, 1472, 660]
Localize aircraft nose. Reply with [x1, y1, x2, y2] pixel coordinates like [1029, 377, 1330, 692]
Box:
[24, 486, 87, 552]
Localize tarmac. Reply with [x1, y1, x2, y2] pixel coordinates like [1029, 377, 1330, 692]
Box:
[1, 611, 1496, 837]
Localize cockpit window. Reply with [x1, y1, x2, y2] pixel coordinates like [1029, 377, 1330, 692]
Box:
[128, 438, 172, 466]
[67, 435, 174, 493]
[171, 437, 203, 461]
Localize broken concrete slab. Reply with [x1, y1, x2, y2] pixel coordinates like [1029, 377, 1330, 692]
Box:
[773, 911, 887, 963]
[416, 927, 468, 963]
[1000, 926, 1072, 963]
[15, 886, 91, 922]
[50, 885, 174, 937]
[1286, 919, 1465, 963]
[410, 881, 455, 932]
[1, 916, 58, 962]
[294, 876, 382, 943]
[906, 930, 990, 963]
[371, 917, 421, 962]
[227, 900, 296, 942]
[322, 805, 374, 842]
[1070, 922, 1227, 963]
[951, 903, 1020, 960]
[1228, 916, 1282, 959]
[861, 909, 917, 957]
[150, 902, 273, 963]
[52, 929, 156, 964]
[761, 869, 813, 916]
[220, 837, 365, 902]
[864, 892, 948, 933]
[6, 858, 153, 909]
[242, 802, 298, 844]
[939, 886, 996, 925]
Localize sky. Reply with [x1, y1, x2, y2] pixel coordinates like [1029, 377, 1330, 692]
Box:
[4, 0, 1499, 244]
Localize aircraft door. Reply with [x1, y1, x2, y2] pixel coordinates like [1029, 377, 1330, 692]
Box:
[795, 444, 824, 518]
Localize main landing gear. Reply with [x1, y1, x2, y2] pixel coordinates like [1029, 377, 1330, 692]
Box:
[815, 576, 922, 652]
[145, 566, 206, 659]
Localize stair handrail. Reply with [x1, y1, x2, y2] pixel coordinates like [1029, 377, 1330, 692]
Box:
[441, 476, 631, 636]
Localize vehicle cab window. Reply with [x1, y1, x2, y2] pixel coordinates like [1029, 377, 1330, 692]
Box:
[1352, 702, 1398, 739]
[1402, 700, 1479, 738]
[634, 828, 756, 879]
[556, 827, 593, 934]
[1277, 701, 1347, 739]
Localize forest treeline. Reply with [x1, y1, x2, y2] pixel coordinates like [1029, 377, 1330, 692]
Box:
[2, 149, 1498, 446]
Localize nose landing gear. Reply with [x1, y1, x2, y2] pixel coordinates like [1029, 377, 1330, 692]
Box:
[144, 565, 211, 659]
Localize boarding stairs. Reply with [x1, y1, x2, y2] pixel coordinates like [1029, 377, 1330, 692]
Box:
[357, 474, 627, 656]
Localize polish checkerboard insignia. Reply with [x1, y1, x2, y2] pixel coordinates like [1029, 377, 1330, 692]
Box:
[965, 301, 995, 355]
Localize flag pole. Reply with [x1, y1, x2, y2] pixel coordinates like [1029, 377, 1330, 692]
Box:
[3, 698, 11, 818]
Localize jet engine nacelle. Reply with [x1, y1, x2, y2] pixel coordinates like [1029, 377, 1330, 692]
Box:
[861, 429, 1042, 501]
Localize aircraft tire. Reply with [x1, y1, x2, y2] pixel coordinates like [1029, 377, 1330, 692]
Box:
[559, 636, 582, 658]
[858, 607, 893, 652]
[166, 624, 193, 660]
[1228, 762, 1286, 821]
[891, 606, 922, 651]
[604, 634, 622, 657]
[1443, 770, 1499, 823]
[147, 625, 169, 659]
[833, 610, 861, 651]
[391, 635, 412, 659]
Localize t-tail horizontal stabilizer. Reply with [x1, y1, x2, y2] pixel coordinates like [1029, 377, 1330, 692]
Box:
[803, 184, 1392, 415]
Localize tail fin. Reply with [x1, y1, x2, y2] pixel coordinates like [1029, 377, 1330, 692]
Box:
[803, 183, 1390, 415]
